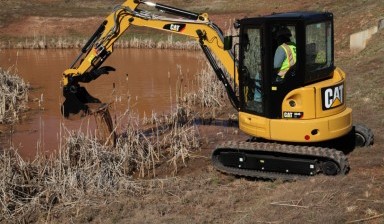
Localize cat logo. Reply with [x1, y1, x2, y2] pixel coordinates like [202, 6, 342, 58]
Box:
[163, 23, 186, 32]
[321, 83, 344, 110]
[283, 111, 304, 119]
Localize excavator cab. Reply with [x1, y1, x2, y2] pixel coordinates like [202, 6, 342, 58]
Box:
[233, 12, 352, 143]
[238, 12, 333, 117]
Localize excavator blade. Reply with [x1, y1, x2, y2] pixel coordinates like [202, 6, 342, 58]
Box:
[61, 85, 101, 120]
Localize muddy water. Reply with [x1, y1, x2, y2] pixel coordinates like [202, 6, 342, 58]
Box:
[0, 49, 203, 158]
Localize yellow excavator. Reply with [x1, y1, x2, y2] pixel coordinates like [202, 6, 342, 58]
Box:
[61, 0, 374, 180]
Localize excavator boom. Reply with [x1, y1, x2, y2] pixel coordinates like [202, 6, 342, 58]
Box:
[61, 0, 239, 118]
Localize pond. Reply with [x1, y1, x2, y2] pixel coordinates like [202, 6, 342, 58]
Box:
[0, 49, 203, 158]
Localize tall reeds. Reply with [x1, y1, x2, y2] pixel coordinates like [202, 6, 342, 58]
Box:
[0, 103, 200, 222]
[0, 67, 29, 124]
[180, 62, 228, 120]
[0, 135, 141, 222]
[2, 35, 200, 50]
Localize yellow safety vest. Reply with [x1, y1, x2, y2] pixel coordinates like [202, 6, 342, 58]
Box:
[278, 43, 296, 78]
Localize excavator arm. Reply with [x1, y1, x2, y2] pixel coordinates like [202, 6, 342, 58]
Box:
[61, 0, 239, 118]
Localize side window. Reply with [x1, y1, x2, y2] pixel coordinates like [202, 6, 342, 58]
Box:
[305, 22, 333, 81]
[242, 27, 263, 113]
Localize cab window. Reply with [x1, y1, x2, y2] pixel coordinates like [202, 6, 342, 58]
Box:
[241, 27, 263, 114]
[305, 21, 333, 82]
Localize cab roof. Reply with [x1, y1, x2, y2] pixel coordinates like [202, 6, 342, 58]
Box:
[240, 11, 333, 24]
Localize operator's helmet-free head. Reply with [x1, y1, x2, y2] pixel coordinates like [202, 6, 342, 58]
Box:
[275, 26, 292, 44]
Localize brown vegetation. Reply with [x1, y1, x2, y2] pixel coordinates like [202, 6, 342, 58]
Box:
[0, 68, 29, 124]
[0, 32, 200, 50]
[0, 105, 201, 222]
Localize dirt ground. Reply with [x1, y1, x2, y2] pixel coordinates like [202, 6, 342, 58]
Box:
[1, 0, 384, 223]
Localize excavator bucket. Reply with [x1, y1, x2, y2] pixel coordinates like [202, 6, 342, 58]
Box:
[61, 66, 117, 119]
[61, 85, 116, 146]
[61, 85, 101, 119]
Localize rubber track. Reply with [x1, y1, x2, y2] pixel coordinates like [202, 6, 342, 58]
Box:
[211, 141, 350, 181]
[355, 124, 374, 146]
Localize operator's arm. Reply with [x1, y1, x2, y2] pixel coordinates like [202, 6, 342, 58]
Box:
[274, 46, 286, 70]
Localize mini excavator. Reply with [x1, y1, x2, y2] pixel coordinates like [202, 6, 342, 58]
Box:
[61, 0, 374, 180]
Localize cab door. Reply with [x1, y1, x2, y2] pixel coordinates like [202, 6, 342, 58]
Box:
[239, 22, 301, 119]
[268, 23, 301, 119]
[239, 25, 265, 115]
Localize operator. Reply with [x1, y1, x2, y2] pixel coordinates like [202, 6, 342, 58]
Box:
[273, 26, 296, 81]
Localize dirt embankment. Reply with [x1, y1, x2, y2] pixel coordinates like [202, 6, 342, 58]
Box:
[1, 0, 382, 49]
[0, 16, 101, 37]
[0, 0, 383, 223]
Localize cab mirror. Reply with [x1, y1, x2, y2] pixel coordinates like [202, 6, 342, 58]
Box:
[224, 36, 233, 50]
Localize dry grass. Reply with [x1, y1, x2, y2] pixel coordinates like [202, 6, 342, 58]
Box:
[0, 67, 29, 124]
[0, 102, 201, 222]
[0, 134, 140, 222]
[181, 62, 229, 121]
[115, 35, 200, 50]
[187, 64, 227, 108]
[1, 35, 200, 50]
[1, 36, 198, 51]
[0, 58, 229, 222]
